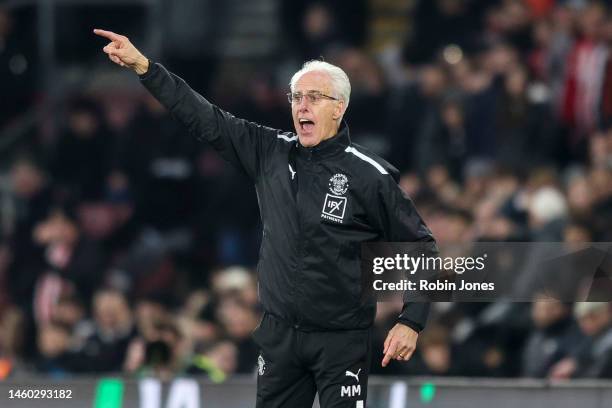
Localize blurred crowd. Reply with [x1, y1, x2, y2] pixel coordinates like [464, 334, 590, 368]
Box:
[1, 0, 612, 381]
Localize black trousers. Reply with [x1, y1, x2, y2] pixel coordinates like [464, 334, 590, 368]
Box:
[253, 313, 372, 408]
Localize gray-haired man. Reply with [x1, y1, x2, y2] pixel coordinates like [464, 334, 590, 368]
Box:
[95, 28, 436, 408]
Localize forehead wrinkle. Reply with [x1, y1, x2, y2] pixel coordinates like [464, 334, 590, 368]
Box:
[295, 72, 333, 94]
[294, 85, 329, 93]
[294, 89, 326, 95]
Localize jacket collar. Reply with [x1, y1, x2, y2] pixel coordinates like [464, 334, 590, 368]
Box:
[295, 121, 351, 160]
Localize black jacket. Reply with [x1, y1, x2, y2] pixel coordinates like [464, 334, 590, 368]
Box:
[140, 62, 436, 332]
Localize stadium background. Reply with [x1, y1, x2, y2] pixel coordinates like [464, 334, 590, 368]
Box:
[1, 0, 612, 406]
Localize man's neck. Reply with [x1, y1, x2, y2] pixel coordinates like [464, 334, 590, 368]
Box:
[317, 126, 340, 145]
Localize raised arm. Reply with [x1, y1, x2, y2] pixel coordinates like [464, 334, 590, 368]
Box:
[93, 28, 277, 180]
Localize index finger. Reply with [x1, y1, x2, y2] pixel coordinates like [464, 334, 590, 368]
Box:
[93, 29, 122, 42]
[382, 340, 398, 367]
[383, 333, 393, 354]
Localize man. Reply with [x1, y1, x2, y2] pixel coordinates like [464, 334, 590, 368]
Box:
[549, 302, 612, 379]
[94, 28, 437, 408]
[521, 295, 583, 378]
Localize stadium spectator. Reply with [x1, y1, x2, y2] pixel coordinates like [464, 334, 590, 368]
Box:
[550, 302, 612, 379]
[416, 324, 461, 376]
[6, 158, 52, 307]
[35, 322, 73, 376]
[31, 209, 107, 307]
[67, 289, 135, 373]
[188, 339, 238, 382]
[215, 296, 259, 373]
[521, 295, 583, 377]
[51, 98, 112, 201]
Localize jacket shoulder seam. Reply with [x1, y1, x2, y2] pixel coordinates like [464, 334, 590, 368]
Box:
[344, 146, 388, 175]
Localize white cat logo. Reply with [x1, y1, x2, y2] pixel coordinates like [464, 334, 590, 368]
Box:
[258, 355, 266, 376]
[345, 368, 361, 382]
[288, 164, 296, 180]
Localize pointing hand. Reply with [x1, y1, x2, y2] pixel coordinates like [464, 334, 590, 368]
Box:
[93, 28, 149, 75]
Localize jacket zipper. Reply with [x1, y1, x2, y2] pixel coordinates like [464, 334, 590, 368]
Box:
[292, 149, 313, 329]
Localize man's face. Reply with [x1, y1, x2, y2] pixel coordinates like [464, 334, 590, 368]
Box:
[291, 71, 344, 147]
[579, 307, 611, 336]
[94, 292, 131, 331]
[532, 298, 566, 329]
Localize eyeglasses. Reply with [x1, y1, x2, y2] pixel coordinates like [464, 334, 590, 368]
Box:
[287, 91, 339, 105]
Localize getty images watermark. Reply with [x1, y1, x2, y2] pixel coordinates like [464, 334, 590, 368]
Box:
[361, 242, 612, 302]
[371, 253, 493, 292]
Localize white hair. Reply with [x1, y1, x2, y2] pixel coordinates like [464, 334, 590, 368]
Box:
[529, 187, 568, 224]
[290, 60, 351, 114]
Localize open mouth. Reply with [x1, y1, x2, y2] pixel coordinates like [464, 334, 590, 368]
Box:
[299, 118, 315, 133]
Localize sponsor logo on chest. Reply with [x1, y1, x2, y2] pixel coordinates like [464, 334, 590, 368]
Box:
[321, 173, 349, 223]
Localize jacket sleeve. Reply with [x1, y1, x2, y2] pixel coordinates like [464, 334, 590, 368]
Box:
[376, 173, 438, 333]
[139, 62, 278, 181]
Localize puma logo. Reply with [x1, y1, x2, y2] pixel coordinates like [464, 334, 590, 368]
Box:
[345, 368, 361, 382]
[288, 164, 296, 180]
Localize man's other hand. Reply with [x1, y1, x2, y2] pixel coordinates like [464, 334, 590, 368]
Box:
[93, 29, 149, 75]
[382, 323, 419, 367]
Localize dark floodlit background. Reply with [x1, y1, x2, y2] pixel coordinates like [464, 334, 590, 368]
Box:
[1, 0, 612, 384]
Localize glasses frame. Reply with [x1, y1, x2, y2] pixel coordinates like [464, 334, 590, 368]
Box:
[287, 91, 339, 105]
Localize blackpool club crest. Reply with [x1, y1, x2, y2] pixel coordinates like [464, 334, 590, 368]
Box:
[328, 173, 349, 195]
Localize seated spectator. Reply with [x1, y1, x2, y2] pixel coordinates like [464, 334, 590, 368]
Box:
[528, 185, 569, 241]
[32, 208, 107, 304]
[550, 302, 612, 379]
[133, 296, 173, 342]
[69, 289, 136, 373]
[418, 324, 460, 376]
[51, 97, 112, 201]
[188, 339, 238, 382]
[124, 317, 186, 380]
[35, 323, 72, 377]
[211, 266, 259, 308]
[216, 296, 259, 374]
[6, 158, 52, 306]
[51, 295, 86, 334]
[521, 295, 583, 377]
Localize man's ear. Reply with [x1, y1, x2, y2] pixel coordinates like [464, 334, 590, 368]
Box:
[332, 100, 345, 120]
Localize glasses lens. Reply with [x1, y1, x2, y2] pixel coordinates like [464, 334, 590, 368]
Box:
[289, 92, 332, 104]
[306, 93, 318, 104]
[290, 93, 303, 104]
